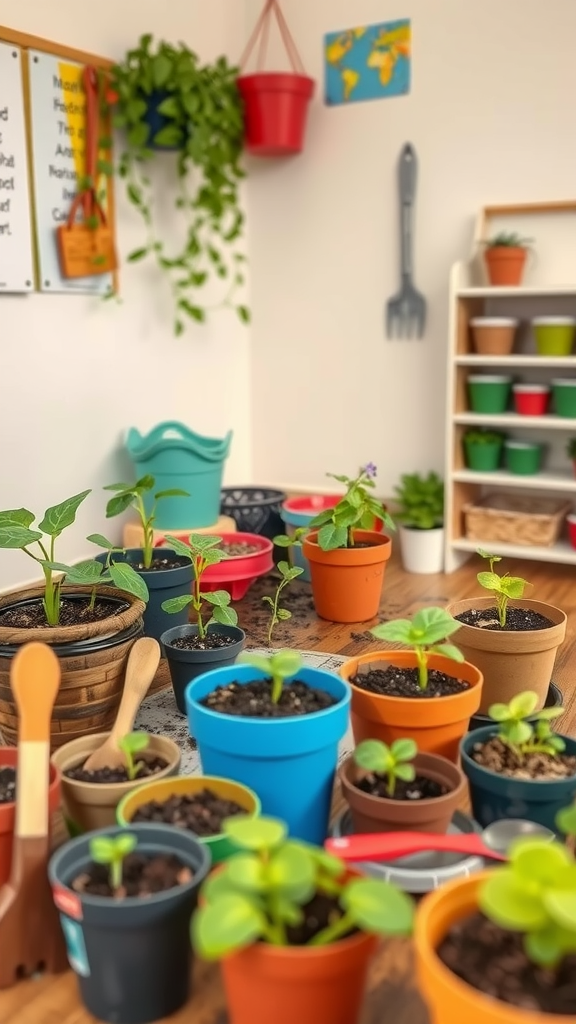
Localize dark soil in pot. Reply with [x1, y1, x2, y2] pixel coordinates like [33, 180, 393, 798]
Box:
[217, 540, 261, 556]
[127, 555, 191, 573]
[201, 678, 337, 718]
[351, 666, 470, 699]
[0, 767, 15, 803]
[72, 851, 193, 899]
[470, 736, 576, 780]
[0, 595, 127, 630]
[454, 606, 554, 631]
[130, 788, 246, 836]
[64, 755, 168, 785]
[438, 911, 576, 1015]
[285, 891, 357, 945]
[354, 773, 447, 801]
[168, 632, 236, 652]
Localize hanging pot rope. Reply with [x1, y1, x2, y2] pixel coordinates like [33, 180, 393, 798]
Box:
[239, 0, 306, 75]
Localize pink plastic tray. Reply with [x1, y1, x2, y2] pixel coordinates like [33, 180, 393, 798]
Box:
[156, 531, 274, 600]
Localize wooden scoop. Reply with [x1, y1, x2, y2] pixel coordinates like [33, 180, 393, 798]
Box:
[0, 642, 67, 987]
[83, 637, 161, 772]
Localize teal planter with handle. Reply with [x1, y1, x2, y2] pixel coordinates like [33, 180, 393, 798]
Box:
[126, 422, 232, 529]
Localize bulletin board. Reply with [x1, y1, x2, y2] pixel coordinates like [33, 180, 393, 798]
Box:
[0, 24, 118, 295]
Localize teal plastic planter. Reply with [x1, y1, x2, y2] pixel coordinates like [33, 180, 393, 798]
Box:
[125, 421, 232, 529]
[504, 440, 543, 475]
[552, 378, 576, 418]
[467, 375, 512, 413]
[280, 495, 341, 583]
[533, 317, 576, 356]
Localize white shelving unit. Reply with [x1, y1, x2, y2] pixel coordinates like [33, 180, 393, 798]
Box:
[444, 200, 576, 572]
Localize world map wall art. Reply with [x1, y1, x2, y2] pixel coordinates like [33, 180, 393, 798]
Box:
[324, 19, 411, 106]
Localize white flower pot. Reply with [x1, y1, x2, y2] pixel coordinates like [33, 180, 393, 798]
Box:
[399, 525, 444, 574]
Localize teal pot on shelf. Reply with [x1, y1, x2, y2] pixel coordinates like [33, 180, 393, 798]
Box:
[280, 494, 342, 582]
[49, 824, 211, 1024]
[551, 378, 576, 417]
[125, 421, 232, 529]
[461, 725, 576, 834]
[185, 664, 351, 845]
[160, 623, 246, 715]
[503, 440, 543, 475]
[98, 549, 192, 642]
[467, 375, 512, 414]
[463, 435, 503, 471]
[532, 316, 576, 357]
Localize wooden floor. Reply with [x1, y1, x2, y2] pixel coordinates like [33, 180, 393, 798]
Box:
[2, 547, 575, 1023]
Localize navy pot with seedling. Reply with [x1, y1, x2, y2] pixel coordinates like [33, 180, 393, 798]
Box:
[185, 663, 351, 846]
[161, 623, 246, 715]
[49, 824, 211, 1024]
[98, 549, 192, 643]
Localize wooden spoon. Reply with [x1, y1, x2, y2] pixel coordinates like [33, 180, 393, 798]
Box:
[82, 637, 161, 772]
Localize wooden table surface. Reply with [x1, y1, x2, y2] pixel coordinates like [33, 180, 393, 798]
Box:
[2, 548, 575, 1023]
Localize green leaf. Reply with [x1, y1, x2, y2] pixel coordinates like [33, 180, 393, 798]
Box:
[510, 839, 573, 884]
[354, 739, 389, 774]
[506, 720, 533, 746]
[60, 560, 103, 585]
[317, 522, 347, 550]
[156, 96, 180, 118]
[556, 804, 576, 837]
[410, 607, 460, 644]
[479, 869, 548, 930]
[266, 843, 316, 901]
[509, 691, 539, 719]
[127, 248, 149, 263]
[394, 763, 416, 782]
[119, 731, 149, 756]
[0, 526, 43, 548]
[431, 642, 464, 662]
[155, 489, 190, 500]
[108, 561, 149, 603]
[477, 570, 503, 592]
[106, 492, 134, 518]
[270, 650, 302, 679]
[488, 702, 511, 722]
[238, 653, 274, 675]
[152, 52, 173, 89]
[153, 125, 183, 148]
[341, 878, 414, 935]
[127, 122, 150, 149]
[276, 608, 292, 621]
[544, 891, 576, 932]
[390, 738, 418, 762]
[536, 706, 565, 721]
[179, 300, 205, 323]
[371, 619, 411, 644]
[163, 535, 194, 560]
[202, 589, 231, 607]
[237, 305, 250, 324]
[0, 508, 35, 528]
[500, 575, 528, 599]
[161, 594, 192, 613]
[223, 816, 287, 852]
[210, 604, 238, 627]
[525, 928, 566, 967]
[226, 854, 266, 893]
[38, 490, 91, 538]
[192, 894, 265, 960]
[86, 533, 116, 549]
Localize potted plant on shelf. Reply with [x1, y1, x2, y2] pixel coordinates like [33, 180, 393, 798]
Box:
[302, 464, 395, 623]
[339, 737, 467, 836]
[0, 491, 147, 749]
[159, 533, 245, 714]
[102, 475, 193, 641]
[51, 730, 181, 834]
[340, 607, 483, 763]
[186, 651, 350, 844]
[446, 550, 567, 714]
[415, 834, 576, 1023]
[192, 815, 415, 1024]
[117, 775, 261, 865]
[482, 231, 532, 287]
[393, 471, 444, 574]
[460, 690, 576, 833]
[462, 429, 505, 472]
[103, 34, 249, 332]
[49, 823, 211, 1024]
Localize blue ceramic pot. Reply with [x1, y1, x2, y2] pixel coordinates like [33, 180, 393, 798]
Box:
[186, 664, 351, 845]
[98, 549, 192, 642]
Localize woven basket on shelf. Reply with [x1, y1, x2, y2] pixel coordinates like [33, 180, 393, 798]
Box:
[462, 493, 571, 548]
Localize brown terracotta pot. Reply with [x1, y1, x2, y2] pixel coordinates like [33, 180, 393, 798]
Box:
[302, 529, 392, 623]
[484, 246, 527, 286]
[340, 752, 466, 835]
[469, 318, 518, 355]
[446, 598, 567, 714]
[51, 732, 181, 833]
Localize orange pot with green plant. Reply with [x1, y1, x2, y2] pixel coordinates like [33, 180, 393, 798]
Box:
[340, 608, 483, 762]
[483, 232, 532, 286]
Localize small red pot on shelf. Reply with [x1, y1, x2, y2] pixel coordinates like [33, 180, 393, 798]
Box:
[567, 513, 576, 549]
[512, 383, 550, 416]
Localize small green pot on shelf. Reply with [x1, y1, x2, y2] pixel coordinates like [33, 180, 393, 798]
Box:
[552, 379, 576, 418]
[504, 440, 543, 475]
[463, 430, 504, 471]
[467, 375, 512, 414]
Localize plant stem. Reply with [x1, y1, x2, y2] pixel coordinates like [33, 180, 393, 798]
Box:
[267, 578, 289, 646]
[267, 893, 287, 946]
[193, 558, 206, 638]
[416, 648, 428, 690]
[136, 494, 154, 569]
[271, 673, 283, 704]
[347, 526, 355, 548]
[308, 910, 354, 947]
[110, 857, 122, 892]
[498, 594, 507, 628]
[387, 771, 395, 797]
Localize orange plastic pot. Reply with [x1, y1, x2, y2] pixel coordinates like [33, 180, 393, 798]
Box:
[302, 530, 392, 623]
[220, 925, 378, 1024]
[340, 652, 483, 763]
[415, 871, 561, 1024]
[484, 246, 527, 286]
[0, 747, 61, 886]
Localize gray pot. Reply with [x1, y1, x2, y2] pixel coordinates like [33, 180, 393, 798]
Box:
[160, 623, 246, 714]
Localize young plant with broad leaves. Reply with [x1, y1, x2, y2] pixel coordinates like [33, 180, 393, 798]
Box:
[354, 738, 417, 797]
[104, 475, 189, 570]
[370, 607, 464, 690]
[192, 815, 414, 957]
[488, 691, 566, 758]
[160, 534, 237, 638]
[476, 549, 531, 628]
[261, 554, 304, 646]
[393, 472, 444, 530]
[479, 837, 576, 968]
[307, 464, 395, 551]
[238, 650, 303, 704]
[118, 731, 149, 781]
[0, 491, 147, 626]
[90, 832, 138, 893]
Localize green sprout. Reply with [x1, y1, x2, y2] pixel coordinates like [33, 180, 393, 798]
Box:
[90, 832, 138, 892]
[479, 837, 576, 968]
[238, 650, 303, 704]
[104, 475, 189, 570]
[488, 691, 565, 757]
[476, 549, 530, 628]
[118, 731, 150, 780]
[354, 738, 417, 797]
[261, 554, 304, 646]
[160, 534, 237, 639]
[485, 232, 533, 249]
[307, 465, 395, 551]
[192, 815, 414, 958]
[370, 607, 464, 690]
[557, 804, 576, 853]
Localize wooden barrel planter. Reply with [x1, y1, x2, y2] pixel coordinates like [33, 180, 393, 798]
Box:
[0, 585, 145, 750]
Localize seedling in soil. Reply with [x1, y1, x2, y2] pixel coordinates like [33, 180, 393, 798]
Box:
[308, 464, 395, 551]
[160, 534, 237, 638]
[89, 832, 138, 892]
[354, 738, 417, 797]
[488, 691, 565, 757]
[479, 837, 576, 968]
[370, 607, 464, 690]
[261, 557, 304, 646]
[238, 650, 303, 704]
[118, 731, 150, 781]
[192, 815, 414, 957]
[476, 549, 531, 628]
[104, 475, 189, 570]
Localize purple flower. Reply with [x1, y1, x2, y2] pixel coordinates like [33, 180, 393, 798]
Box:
[363, 462, 377, 480]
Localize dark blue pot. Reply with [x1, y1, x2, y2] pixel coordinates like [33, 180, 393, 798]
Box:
[144, 91, 185, 151]
[98, 549, 192, 642]
[160, 623, 246, 715]
[461, 725, 576, 834]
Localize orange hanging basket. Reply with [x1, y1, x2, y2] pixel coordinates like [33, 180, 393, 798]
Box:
[238, 0, 315, 157]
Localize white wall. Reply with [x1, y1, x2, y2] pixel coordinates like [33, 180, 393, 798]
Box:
[246, 0, 576, 493]
[0, 0, 252, 590]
